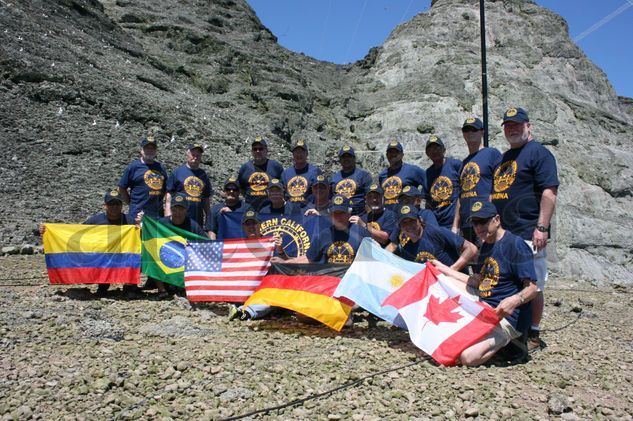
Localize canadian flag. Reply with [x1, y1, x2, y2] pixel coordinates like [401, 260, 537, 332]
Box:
[382, 264, 500, 366]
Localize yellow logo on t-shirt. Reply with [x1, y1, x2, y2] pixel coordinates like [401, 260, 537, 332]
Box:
[143, 170, 164, 191]
[287, 176, 308, 199]
[183, 176, 204, 198]
[382, 176, 403, 201]
[415, 251, 436, 263]
[460, 162, 481, 192]
[327, 241, 355, 264]
[479, 257, 500, 297]
[430, 176, 453, 202]
[335, 179, 357, 199]
[493, 160, 517, 193]
[248, 172, 269, 193]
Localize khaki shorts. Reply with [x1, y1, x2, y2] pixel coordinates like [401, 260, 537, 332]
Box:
[524, 240, 548, 292]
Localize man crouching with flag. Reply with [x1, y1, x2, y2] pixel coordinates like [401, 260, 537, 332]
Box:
[431, 200, 538, 366]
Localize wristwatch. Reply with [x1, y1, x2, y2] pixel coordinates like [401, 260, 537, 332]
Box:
[536, 224, 548, 232]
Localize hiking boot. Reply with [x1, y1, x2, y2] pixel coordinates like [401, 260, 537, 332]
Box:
[527, 330, 546, 354]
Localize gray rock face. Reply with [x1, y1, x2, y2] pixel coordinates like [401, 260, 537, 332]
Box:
[1, 0, 631, 282]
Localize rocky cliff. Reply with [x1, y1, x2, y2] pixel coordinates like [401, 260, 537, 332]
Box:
[1, 0, 631, 283]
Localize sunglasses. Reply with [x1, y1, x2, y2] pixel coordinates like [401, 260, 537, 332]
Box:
[462, 127, 481, 133]
[471, 217, 493, 226]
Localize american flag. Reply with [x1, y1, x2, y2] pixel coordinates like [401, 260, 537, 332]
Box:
[184, 238, 275, 302]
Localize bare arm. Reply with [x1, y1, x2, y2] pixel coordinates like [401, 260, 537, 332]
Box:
[207, 231, 217, 240]
[430, 259, 471, 284]
[385, 242, 397, 253]
[451, 200, 461, 234]
[495, 279, 538, 319]
[533, 186, 558, 252]
[164, 192, 173, 217]
[118, 186, 130, 205]
[450, 239, 477, 271]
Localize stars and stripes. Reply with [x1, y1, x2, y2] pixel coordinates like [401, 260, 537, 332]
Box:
[184, 238, 275, 302]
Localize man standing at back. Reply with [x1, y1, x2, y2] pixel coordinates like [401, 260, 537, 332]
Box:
[451, 117, 501, 244]
[491, 107, 559, 353]
[165, 143, 212, 227]
[237, 137, 284, 211]
[331, 145, 372, 216]
[281, 139, 322, 207]
[378, 140, 426, 211]
[118, 136, 168, 220]
[424, 135, 462, 229]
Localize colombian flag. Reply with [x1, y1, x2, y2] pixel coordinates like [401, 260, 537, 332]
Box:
[244, 263, 353, 331]
[43, 224, 141, 284]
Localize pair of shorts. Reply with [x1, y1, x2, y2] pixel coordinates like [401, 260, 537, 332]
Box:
[524, 240, 548, 292]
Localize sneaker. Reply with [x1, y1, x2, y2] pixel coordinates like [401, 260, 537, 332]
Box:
[527, 330, 546, 354]
[228, 304, 242, 321]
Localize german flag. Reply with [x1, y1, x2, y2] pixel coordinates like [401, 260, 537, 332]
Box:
[244, 264, 353, 331]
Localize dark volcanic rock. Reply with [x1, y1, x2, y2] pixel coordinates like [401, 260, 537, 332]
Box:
[1, 0, 632, 282]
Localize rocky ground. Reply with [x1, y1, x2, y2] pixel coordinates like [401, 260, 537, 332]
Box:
[1, 255, 632, 420]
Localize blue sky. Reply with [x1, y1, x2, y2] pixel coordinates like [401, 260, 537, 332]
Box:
[247, 0, 633, 99]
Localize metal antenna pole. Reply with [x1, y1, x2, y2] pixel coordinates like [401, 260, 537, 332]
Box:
[480, 0, 490, 147]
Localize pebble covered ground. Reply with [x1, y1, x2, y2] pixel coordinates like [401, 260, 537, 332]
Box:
[1, 255, 632, 420]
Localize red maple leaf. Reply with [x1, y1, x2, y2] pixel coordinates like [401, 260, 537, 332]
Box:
[424, 295, 464, 325]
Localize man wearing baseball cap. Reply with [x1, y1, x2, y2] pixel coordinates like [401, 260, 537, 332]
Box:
[304, 175, 332, 216]
[378, 139, 426, 211]
[331, 145, 373, 216]
[424, 135, 463, 229]
[387, 185, 439, 248]
[280, 139, 323, 207]
[118, 135, 169, 220]
[452, 117, 501, 244]
[237, 137, 284, 211]
[349, 184, 397, 247]
[387, 205, 476, 272]
[39, 189, 136, 297]
[491, 107, 559, 353]
[431, 200, 538, 365]
[205, 177, 247, 240]
[165, 143, 212, 227]
[259, 178, 304, 215]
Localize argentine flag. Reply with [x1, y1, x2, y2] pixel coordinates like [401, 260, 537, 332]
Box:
[333, 238, 425, 326]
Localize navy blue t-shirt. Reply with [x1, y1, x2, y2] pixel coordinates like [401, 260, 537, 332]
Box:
[281, 164, 322, 205]
[166, 165, 212, 226]
[473, 230, 537, 329]
[458, 148, 502, 228]
[425, 158, 462, 229]
[83, 213, 133, 225]
[307, 224, 370, 264]
[331, 167, 373, 216]
[259, 201, 305, 215]
[237, 159, 284, 210]
[118, 159, 169, 219]
[395, 224, 464, 267]
[491, 140, 559, 240]
[362, 209, 397, 238]
[158, 216, 207, 237]
[378, 163, 427, 210]
[204, 200, 247, 234]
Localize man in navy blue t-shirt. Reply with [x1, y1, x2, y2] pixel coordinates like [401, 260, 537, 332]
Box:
[281, 139, 322, 207]
[431, 200, 538, 366]
[39, 189, 136, 296]
[378, 140, 426, 211]
[425, 135, 462, 229]
[349, 184, 397, 247]
[259, 179, 304, 215]
[205, 177, 248, 240]
[118, 136, 169, 219]
[331, 146, 373, 216]
[491, 107, 559, 353]
[305, 175, 332, 216]
[165, 144, 212, 227]
[300, 195, 370, 264]
[387, 205, 476, 271]
[452, 117, 502, 243]
[237, 137, 284, 211]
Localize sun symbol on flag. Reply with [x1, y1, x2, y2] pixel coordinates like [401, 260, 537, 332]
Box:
[390, 274, 404, 288]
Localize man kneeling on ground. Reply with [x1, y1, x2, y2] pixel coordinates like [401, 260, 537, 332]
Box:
[431, 200, 537, 366]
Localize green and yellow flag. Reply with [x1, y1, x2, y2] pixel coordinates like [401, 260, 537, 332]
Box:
[141, 216, 208, 287]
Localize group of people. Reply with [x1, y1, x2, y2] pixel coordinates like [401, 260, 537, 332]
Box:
[57, 106, 559, 366]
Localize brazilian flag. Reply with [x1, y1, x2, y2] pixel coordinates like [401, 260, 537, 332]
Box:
[141, 216, 208, 287]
